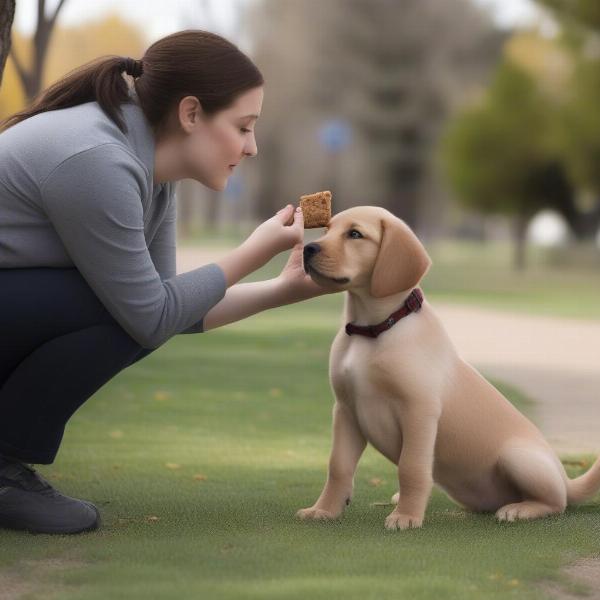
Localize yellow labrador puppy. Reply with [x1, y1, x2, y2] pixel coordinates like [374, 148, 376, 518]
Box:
[297, 206, 600, 530]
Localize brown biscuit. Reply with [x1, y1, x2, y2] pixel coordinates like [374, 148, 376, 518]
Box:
[299, 190, 332, 228]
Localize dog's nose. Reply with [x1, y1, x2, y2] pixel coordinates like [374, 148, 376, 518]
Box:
[303, 243, 321, 272]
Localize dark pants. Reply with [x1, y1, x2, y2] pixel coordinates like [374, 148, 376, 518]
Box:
[0, 268, 155, 464]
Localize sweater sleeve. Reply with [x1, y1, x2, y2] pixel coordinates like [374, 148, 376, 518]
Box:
[40, 144, 226, 348]
[148, 189, 177, 282]
[147, 190, 206, 335]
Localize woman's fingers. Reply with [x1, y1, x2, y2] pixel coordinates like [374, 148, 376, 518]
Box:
[293, 205, 304, 228]
[275, 204, 304, 246]
[275, 205, 305, 230]
[276, 204, 294, 224]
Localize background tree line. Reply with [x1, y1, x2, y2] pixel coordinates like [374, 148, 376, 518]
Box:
[443, 0, 600, 267]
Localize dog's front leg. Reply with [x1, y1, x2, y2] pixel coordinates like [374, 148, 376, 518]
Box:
[296, 401, 366, 521]
[386, 412, 438, 530]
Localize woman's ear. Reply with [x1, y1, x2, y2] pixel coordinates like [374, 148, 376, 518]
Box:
[178, 96, 202, 132]
[370, 216, 431, 298]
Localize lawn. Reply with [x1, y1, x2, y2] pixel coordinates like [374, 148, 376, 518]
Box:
[0, 288, 599, 599]
[423, 240, 600, 319]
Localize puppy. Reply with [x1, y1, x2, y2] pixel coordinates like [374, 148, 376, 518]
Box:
[297, 206, 600, 529]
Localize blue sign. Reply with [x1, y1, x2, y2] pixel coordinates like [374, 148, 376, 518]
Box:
[318, 119, 352, 154]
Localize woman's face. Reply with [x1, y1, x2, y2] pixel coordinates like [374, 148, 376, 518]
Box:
[179, 86, 263, 191]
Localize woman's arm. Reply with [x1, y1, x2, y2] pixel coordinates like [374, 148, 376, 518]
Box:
[202, 243, 332, 331]
[202, 278, 290, 331]
[215, 205, 301, 287]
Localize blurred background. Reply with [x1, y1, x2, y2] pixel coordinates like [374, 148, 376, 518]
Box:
[3, 0, 600, 277]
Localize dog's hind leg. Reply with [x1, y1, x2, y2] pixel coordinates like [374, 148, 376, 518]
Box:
[495, 443, 567, 522]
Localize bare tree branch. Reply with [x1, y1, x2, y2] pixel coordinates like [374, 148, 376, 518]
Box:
[9, 42, 29, 87]
[50, 0, 68, 28]
[0, 0, 16, 87]
[16, 0, 69, 100]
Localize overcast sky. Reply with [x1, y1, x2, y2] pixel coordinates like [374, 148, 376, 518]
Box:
[14, 0, 547, 44]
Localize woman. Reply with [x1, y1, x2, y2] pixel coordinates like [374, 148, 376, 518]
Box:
[0, 30, 327, 534]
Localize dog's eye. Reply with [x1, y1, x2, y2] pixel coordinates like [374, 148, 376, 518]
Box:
[348, 229, 363, 239]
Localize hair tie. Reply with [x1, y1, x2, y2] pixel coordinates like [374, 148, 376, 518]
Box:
[122, 57, 143, 78]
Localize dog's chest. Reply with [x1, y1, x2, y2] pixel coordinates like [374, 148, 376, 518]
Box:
[331, 340, 404, 461]
[335, 343, 371, 395]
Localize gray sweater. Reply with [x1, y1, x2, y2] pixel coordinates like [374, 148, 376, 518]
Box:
[0, 100, 227, 348]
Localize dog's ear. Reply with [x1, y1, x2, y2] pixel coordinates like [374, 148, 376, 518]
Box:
[370, 216, 431, 298]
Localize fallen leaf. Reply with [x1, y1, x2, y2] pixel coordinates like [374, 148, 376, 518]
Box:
[269, 388, 283, 398]
[109, 430, 124, 439]
[154, 390, 171, 401]
[193, 474, 207, 481]
[165, 463, 181, 470]
[369, 477, 384, 487]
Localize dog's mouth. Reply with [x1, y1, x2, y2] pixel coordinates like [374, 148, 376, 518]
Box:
[306, 264, 350, 285]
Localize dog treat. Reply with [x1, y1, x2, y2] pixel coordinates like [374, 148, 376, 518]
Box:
[299, 190, 332, 228]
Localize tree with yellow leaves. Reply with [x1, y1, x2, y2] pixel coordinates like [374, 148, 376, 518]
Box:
[0, 13, 146, 122]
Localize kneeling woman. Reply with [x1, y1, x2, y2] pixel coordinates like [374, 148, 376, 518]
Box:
[0, 29, 327, 534]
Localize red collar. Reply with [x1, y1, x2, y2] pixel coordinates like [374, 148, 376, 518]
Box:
[345, 289, 424, 339]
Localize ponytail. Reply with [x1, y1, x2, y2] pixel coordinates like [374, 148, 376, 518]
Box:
[1, 56, 139, 133]
[1, 30, 263, 135]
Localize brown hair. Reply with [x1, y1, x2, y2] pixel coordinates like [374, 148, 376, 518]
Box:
[0, 30, 264, 135]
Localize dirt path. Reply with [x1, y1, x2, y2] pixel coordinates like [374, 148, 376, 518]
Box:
[435, 303, 600, 456]
[177, 247, 600, 456]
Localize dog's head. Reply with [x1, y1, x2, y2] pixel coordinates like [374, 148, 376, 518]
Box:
[303, 206, 431, 298]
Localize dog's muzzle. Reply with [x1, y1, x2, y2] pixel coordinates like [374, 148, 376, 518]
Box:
[303, 243, 321, 273]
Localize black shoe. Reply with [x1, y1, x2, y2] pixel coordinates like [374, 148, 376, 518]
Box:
[0, 455, 100, 534]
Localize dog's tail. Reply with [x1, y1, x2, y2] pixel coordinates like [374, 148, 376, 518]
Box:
[567, 456, 600, 505]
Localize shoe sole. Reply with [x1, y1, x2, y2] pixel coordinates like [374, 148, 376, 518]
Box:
[0, 502, 101, 535]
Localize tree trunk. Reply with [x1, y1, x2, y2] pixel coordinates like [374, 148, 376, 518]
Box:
[10, 0, 68, 101]
[0, 0, 16, 88]
[512, 213, 529, 271]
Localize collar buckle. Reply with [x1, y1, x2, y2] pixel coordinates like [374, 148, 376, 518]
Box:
[405, 289, 423, 313]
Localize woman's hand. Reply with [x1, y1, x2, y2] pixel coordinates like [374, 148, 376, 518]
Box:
[277, 242, 335, 304]
[216, 205, 306, 288]
[246, 204, 304, 260]
[275, 207, 336, 303]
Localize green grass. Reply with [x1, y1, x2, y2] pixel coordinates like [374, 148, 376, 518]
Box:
[423, 240, 600, 319]
[1, 296, 599, 600]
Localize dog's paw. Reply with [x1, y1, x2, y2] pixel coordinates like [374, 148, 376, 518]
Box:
[384, 511, 423, 530]
[496, 503, 530, 522]
[495, 501, 559, 522]
[296, 506, 340, 521]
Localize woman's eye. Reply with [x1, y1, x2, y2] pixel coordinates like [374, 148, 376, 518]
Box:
[348, 230, 363, 239]
[240, 128, 251, 134]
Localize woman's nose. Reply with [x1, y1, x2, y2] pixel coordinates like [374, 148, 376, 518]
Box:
[244, 134, 258, 157]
